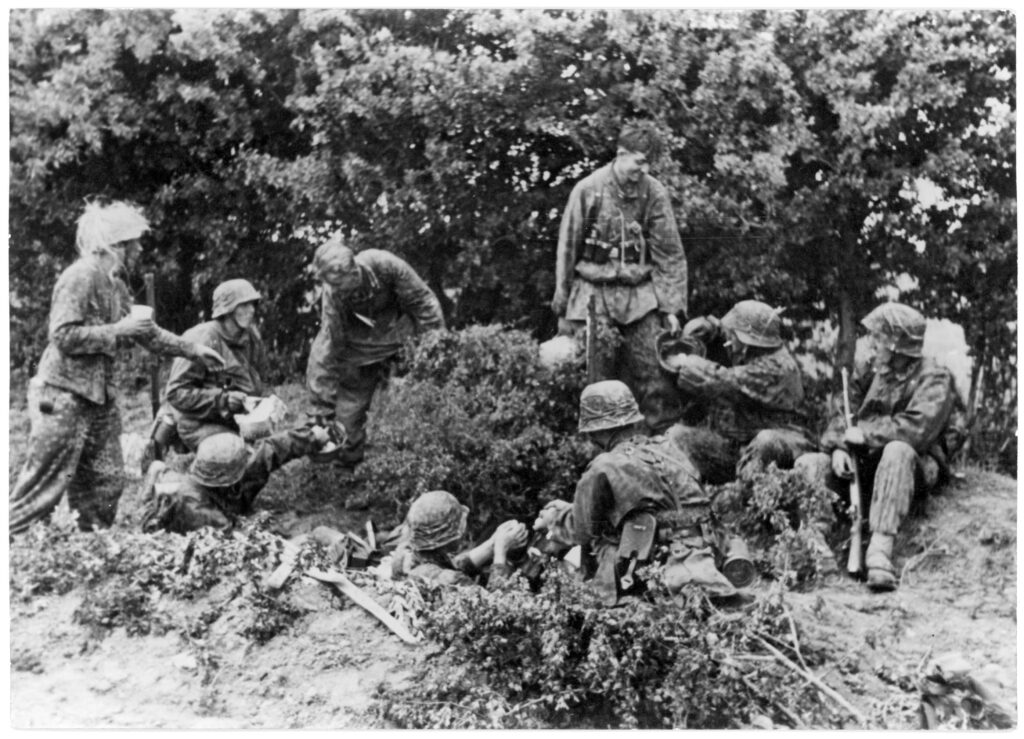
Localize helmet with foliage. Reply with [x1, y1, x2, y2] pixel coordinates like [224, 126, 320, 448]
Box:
[189, 433, 248, 487]
[578, 380, 645, 434]
[212, 279, 262, 319]
[76, 201, 149, 258]
[860, 303, 926, 357]
[406, 490, 469, 551]
[720, 300, 783, 348]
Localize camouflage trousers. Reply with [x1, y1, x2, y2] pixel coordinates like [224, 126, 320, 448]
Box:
[794, 441, 942, 535]
[327, 361, 391, 467]
[10, 381, 126, 534]
[668, 425, 816, 484]
[570, 310, 683, 434]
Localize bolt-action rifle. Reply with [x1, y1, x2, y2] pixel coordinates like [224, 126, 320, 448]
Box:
[585, 293, 598, 384]
[841, 367, 864, 576]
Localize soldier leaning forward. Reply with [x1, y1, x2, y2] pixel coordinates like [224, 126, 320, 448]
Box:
[139, 428, 334, 534]
[390, 490, 528, 589]
[551, 122, 689, 435]
[306, 234, 445, 469]
[795, 303, 965, 592]
[667, 300, 814, 485]
[163, 278, 270, 451]
[534, 380, 742, 606]
[9, 202, 225, 536]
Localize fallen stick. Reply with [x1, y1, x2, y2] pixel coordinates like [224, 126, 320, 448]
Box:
[757, 636, 869, 727]
[307, 567, 420, 645]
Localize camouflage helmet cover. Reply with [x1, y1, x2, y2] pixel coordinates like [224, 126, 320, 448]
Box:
[189, 433, 249, 487]
[578, 380, 645, 434]
[406, 490, 469, 551]
[720, 300, 783, 348]
[860, 302, 925, 357]
[212, 279, 262, 319]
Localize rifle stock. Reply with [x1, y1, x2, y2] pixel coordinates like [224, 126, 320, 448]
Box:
[841, 367, 864, 576]
[144, 273, 160, 418]
[585, 293, 598, 384]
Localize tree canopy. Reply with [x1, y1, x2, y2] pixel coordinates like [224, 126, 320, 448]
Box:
[8, 9, 1016, 460]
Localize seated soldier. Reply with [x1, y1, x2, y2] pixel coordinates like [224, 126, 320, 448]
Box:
[139, 427, 334, 534]
[533, 380, 738, 606]
[794, 303, 963, 592]
[164, 278, 268, 451]
[668, 300, 814, 484]
[391, 490, 528, 588]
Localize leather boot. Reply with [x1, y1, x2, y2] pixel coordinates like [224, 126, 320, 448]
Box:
[865, 533, 897, 592]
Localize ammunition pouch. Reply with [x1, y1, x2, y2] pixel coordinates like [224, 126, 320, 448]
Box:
[581, 237, 646, 266]
[575, 260, 653, 287]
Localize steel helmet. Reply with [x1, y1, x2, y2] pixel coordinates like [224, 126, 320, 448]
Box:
[578, 380, 644, 434]
[720, 300, 783, 348]
[861, 303, 926, 357]
[212, 279, 262, 319]
[75, 201, 150, 258]
[406, 490, 469, 551]
[189, 433, 249, 487]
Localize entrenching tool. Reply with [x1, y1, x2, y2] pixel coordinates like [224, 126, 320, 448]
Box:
[306, 568, 420, 645]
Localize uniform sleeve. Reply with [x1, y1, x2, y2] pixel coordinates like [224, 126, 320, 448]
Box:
[306, 289, 347, 414]
[646, 181, 688, 317]
[548, 465, 615, 551]
[165, 352, 227, 421]
[821, 364, 874, 451]
[553, 181, 588, 312]
[384, 254, 445, 332]
[237, 426, 323, 503]
[47, 270, 119, 356]
[673, 355, 751, 403]
[857, 370, 957, 454]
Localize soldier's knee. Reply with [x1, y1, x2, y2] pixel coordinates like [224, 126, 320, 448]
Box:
[880, 440, 917, 468]
[794, 452, 830, 483]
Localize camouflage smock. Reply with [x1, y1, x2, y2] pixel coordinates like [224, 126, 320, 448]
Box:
[546, 432, 706, 553]
[673, 347, 806, 444]
[392, 544, 513, 589]
[820, 357, 961, 472]
[307, 249, 445, 413]
[554, 163, 688, 325]
[165, 319, 269, 425]
[36, 257, 198, 404]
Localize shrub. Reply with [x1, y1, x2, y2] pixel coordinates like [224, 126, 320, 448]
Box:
[375, 569, 843, 729]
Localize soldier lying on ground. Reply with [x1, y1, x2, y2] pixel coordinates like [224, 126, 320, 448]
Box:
[533, 380, 740, 606]
[139, 428, 336, 533]
[667, 300, 814, 485]
[306, 233, 446, 471]
[391, 490, 529, 589]
[794, 303, 966, 592]
[10, 201, 225, 536]
[163, 278, 269, 451]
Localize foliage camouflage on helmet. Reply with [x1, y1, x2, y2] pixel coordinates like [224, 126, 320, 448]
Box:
[860, 302, 926, 357]
[407, 490, 469, 551]
[189, 432, 249, 487]
[720, 300, 783, 348]
[75, 201, 149, 258]
[577, 380, 645, 434]
[212, 278, 262, 319]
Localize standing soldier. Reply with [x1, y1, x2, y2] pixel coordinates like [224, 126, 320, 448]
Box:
[667, 300, 813, 485]
[795, 303, 963, 592]
[551, 121, 688, 434]
[9, 201, 225, 535]
[165, 278, 269, 451]
[306, 234, 446, 469]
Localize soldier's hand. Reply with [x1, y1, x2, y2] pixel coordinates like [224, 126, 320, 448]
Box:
[310, 424, 331, 447]
[831, 449, 855, 479]
[661, 312, 681, 335]
[224, 390, 249, 414]
[193, 345, 226, 371]
[551, 293, 568, 317]
[114, 314, 157, 339]
[683, 316, 717, 342]
[843, 426, 866, 447]
[533, 500, 571, 533]
[492, 520, 529, 558]
[557, 317, 575, 336]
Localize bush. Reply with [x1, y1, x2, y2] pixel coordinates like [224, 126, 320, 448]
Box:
[375, 569, 843, 729]
[351, 326, 591, 532]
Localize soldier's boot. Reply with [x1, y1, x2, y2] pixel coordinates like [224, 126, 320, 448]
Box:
[865, 533, 897, 592]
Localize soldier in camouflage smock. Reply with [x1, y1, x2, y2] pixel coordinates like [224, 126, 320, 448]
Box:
[9, 202, 225, 535]
[551, 122, 689, 435]
[306, 234, 445, 469]
[139, 428, 335, 533]
[165, 278, 270, 450]
[390, 490, 528, 589]
[668, 300, 813, 484]
[795, 303, 963, 592]
[534, 381, 737, 605]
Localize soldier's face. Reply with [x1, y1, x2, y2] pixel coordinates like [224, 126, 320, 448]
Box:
[111, 238, 142, 271]
[868, 330, 896, 370]
[615, 149, 650, 183]
[322, 266, 361, 295]
[231, 302, 257, 330]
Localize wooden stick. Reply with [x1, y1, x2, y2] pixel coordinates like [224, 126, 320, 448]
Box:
[307, 568, 420, 645]
[758, 636, 869, 727]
